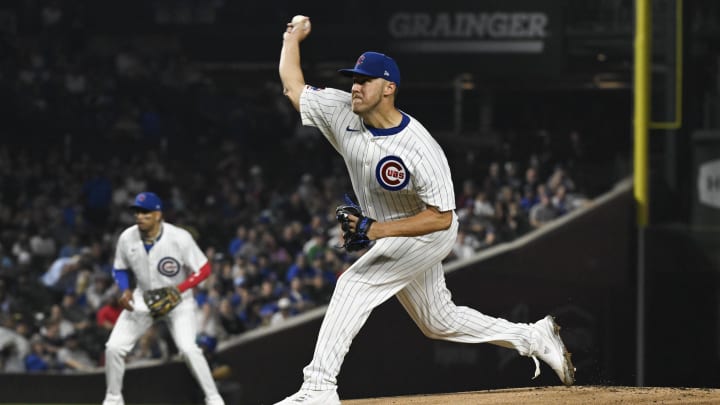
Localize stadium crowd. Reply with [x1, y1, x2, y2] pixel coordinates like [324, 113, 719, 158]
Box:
[0, 2, 600, 374]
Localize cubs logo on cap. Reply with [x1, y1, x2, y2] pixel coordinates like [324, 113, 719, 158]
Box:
[130, 192, 163, 211]
[338, 51, 401, 87]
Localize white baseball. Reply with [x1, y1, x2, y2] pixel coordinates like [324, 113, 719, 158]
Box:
[291, 15, 310, 31]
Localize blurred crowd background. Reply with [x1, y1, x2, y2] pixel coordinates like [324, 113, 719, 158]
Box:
[0, 1, 629, 374]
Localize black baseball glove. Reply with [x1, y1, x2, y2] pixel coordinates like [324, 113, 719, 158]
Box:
[143, 286, 181, 318]
[336, 194, 375, 252]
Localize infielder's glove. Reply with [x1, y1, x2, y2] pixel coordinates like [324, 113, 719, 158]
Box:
[336, 194, 375, 252]
[143, 286, 181, 319]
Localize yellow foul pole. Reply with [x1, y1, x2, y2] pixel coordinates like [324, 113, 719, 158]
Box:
[634, 0, 651, 387]
[635, 0, 650, 226]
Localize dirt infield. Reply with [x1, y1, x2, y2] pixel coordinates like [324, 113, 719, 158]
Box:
[343, 386, 720, 404]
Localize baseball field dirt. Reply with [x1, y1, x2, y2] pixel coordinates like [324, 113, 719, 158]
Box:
[343, 386, 720, 404]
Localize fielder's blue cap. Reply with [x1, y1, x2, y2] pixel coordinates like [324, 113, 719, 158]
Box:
[339, 51, 401, 87]
[130, 192, 162, 212]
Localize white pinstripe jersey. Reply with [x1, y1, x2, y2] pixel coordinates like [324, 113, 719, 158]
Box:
[113, 222, 206, 298]
[299, 86, 456, 222]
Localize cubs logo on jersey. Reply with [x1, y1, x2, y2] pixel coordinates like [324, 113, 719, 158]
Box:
[157, 257, 181, 277]
[376, 155, 410, 191]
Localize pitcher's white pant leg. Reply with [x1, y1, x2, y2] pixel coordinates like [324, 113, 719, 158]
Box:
[301, 220, 460, 391]
[396, 264, 535, 355]
[300, 264, 402, 390]
[105, 309, 154, 398]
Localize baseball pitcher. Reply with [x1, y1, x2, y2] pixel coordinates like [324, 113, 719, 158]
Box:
[275, 15, 574, 405]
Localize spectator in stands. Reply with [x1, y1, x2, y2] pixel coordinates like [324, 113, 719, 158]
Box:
[58, 234, 82, 259]
[85, 272, 116, 312]
[217, 297, 245, 336]
[0, 280, 16, 318]
[451, 230, 481, 261]
[56, 332, 95, 372]
[281, 192, 311, 225]
[0, 245, 14, 275]
[473, 191, 495, 220]
[519, 183, 539, 213]
[29, 227, 57, 267]
[503, 161, 523, 193]
[498, 201, 531, 242]
[270, 297, 292, 326]
[466, 218, 497, 251]
[235, 228, 260, 261]
[38, 320, 65, 362]
[483, 161, 504, 200]
[11, 235, 32, 269]
[319, 249, 342, 284]
[25, 334, 53, 372]
[227, 225, 248, 259]
[43, 305, 75, 340]
[551, 184, 571, 216]
[305, 272, 333, 308]
[456, 179, 477, 217]
[302, 228, 327, 264]
[547, 165, 576, 196]
[286, 276, 310, 313]
[0, 317, 30, 372]
[40, 247, 94, 297]
[278, 222, 304, 258]
[285, 252, 315, 284]
[96, 293, 122, 333]
[529, 189, 560, 228]
[126, 326, 169, 364]
[59, 291, 91, 334]
[196, 287, 222, 343]
[523, 166, 541, 194]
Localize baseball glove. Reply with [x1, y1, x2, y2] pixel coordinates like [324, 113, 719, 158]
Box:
[143, 286, 181, 318]
[336, 194, 375, 252]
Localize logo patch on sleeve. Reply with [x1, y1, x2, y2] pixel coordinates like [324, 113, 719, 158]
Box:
[376, 156, 410, 191]
[157, 257, 181, 277]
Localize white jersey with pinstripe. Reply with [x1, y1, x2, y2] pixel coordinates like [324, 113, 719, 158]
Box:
[299, 86, 455, 221]
[296, 85, 538, 391]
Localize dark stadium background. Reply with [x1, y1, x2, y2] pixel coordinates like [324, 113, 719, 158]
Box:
[0, 0, 719, 404]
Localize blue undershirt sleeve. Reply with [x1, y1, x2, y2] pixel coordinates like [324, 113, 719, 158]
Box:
[112, 268, 130, 291]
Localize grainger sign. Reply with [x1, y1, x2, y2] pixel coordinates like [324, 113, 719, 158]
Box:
[378, 0, 565, 78]
[388, 12, 549, 54]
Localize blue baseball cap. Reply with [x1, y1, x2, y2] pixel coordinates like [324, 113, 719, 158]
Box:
[339, 51, 401, 87]
[130, 192, 162, 212]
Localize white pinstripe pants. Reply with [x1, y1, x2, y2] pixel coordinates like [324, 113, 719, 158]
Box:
[301, 217, 536, 391]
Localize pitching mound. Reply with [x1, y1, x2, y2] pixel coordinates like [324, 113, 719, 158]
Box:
[343, 386, 720, 404]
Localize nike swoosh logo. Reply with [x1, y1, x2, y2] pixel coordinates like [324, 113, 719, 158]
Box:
[346, 126, 360, 132]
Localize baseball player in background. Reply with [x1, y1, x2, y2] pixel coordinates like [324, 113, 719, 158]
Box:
[102, 192, 224, 405]
[275, 16, 575, 405]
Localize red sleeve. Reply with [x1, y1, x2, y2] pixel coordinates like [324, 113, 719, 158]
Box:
[177, 261, 211, 292]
